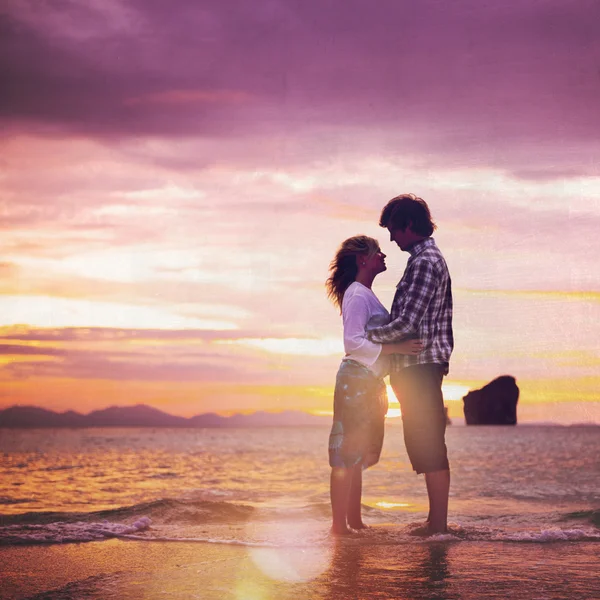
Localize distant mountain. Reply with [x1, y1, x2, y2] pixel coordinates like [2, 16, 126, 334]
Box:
[0, 406, 87, 428]
[0, 404, 332, 428]
[85, 405, 188, 427]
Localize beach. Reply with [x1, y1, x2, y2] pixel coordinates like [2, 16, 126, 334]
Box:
[2, 537, 600, 599]
[1, 425, 598, 599]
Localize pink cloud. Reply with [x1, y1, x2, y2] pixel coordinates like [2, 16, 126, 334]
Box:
[0, 327, 286, 343]
[0, 1, 598, 410]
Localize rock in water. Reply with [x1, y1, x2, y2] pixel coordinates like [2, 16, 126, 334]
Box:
[462, 376, 519, 425]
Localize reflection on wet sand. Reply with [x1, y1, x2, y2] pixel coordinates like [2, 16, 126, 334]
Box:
[323, 540, 456, 600]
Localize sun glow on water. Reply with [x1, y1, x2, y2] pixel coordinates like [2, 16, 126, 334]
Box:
[442, 383, 471, 401]
[375, 501, 410, 509]
[311, 381, 472, 420]
[385, 382, 470, 418]
[386, 385, 401, 418]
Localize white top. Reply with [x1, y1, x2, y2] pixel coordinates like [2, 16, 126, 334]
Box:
[341, 281, 390, 379]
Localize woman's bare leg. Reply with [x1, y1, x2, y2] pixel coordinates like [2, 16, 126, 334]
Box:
[347, 464, 368, 529]
[330, 467, 354, 534]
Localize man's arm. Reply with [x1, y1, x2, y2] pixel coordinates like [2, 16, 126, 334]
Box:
[368, 260, 437, 344]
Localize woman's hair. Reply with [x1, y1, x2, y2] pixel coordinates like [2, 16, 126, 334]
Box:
[325, 235, 380, 310]
[379, 193, 436, 237]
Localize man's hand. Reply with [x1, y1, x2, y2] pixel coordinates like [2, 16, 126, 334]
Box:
[380, 339, 423, 355]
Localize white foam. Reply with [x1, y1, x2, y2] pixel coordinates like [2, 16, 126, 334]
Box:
[495, 527, 600, 543]
[1, 518, 598, 546]
[0, 516, 152, 544]
[116, 534, 281, 547]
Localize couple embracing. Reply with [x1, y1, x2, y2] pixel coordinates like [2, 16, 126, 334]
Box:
[326, 194, 453, 537]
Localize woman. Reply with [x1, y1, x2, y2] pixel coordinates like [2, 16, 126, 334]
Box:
[325, 235, 422, 535]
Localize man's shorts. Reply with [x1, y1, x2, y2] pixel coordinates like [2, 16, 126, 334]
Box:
[390, 363, 449, 475]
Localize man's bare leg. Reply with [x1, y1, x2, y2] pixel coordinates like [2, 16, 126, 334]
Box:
[409, 470, 449, 536]
[425, 469, 450, 533]
[330, 467, 354, 535]
[347, 464, 368, 529]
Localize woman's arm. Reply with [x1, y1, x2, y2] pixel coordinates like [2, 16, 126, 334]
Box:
[343, 295, 384, 364]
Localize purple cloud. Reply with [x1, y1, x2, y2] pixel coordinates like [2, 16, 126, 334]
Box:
[0, 331, 277, 382]
[1, 1, 599, 175]
[1, 356, 240, 382]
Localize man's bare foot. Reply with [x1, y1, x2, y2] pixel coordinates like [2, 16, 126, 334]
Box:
[347, 521, 369, 530]
[330, 524, 354, 535]
[408, 524, 447, 537]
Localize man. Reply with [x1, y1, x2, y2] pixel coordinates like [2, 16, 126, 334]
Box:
[368, 193, 454, 535]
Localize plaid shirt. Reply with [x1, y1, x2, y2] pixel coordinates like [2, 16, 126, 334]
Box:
[368, 237, 454, 374]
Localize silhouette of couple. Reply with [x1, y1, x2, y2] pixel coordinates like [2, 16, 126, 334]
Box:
[326, 194, 453, 536]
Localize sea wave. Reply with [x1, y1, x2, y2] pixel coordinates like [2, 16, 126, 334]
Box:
[0, 498, 338, 530]
[0, 498, 256, 527]
[2, 498, 599, 547]
[3, 522, 599, 547]
[562, 508, 600, 527]
[2, 511, 599, 547]
[0, 517, 152, 545]
[0, 497, 35, 505]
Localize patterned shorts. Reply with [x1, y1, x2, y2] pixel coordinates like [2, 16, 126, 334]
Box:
[328, 360, 388, 469]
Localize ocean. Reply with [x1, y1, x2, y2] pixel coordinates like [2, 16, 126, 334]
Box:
[0, 424, 599, 599]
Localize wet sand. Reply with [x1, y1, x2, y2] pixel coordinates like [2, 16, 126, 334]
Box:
[1, 538, 599, 600]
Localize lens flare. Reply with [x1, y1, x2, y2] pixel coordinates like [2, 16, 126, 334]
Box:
[247, 521, 332, 583]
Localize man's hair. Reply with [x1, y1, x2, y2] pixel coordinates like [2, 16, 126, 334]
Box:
[379, 193, 437, 237]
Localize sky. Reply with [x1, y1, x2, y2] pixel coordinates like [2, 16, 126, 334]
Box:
[1, 0, 599, 422]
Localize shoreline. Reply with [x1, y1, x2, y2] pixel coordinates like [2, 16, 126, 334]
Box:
[2, 538, 599, 600]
